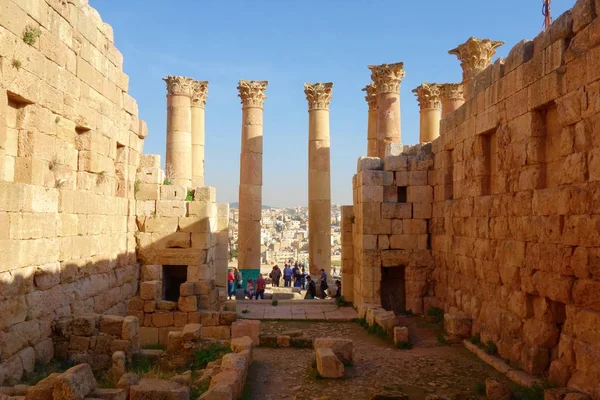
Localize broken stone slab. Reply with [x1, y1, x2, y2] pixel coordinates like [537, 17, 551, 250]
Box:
[315, 348, 344, 379]
[443, 313, 472, 337]
[129, 379, 189, 400]
[53, 364, 97, 400]
[393, 326, 409, 346]
[88, 388, 126, 400]
[181, 324, 202, 341]
[24, 373, 61, 400]
[485, 378, 510, 400]
[313, 338, 353, 364]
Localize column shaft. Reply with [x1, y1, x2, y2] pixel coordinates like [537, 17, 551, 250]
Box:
[237, 80, 267, 271]
[191, 81, 208, 188]
[164, 76, 193, 187]
[305, 82, 333, 275]
[441, 98, 465, 118]
[419, 107, 441, 143]
[363, 83, 378, 157]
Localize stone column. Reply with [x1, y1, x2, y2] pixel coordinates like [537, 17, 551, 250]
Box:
[449, 37, 504, 100]
[368, 62, 405, 158]
[304, 82, 333, 275]
[413, 83, 442, 143]
[191, 80, 208, 187]
[237, 80, 268, 271]
[164, 76, 194, 186]
[362, 82, 378, 157]
[439, 83, 465, 118]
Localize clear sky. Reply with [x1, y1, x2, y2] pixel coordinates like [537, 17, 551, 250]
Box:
[90, 0, 574, 208]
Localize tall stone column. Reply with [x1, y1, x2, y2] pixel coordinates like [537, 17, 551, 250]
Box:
[368, 62, 405, 158]
[449, 37, 504, 100]
[237, 80, 268, 271]
[304, 82, 333, 275]
[191, 80, 208, 187]
[362, 82, 378, 157]
[439, 83, 465, 118]
[164, 76, 194, 187]
[413, 83, 442, 143]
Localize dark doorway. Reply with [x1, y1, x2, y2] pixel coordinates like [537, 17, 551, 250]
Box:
[163, 265, 187, 301]
[380, 266, 406, 314]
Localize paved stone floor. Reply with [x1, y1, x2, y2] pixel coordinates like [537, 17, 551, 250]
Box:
[230, 300, 359, 320]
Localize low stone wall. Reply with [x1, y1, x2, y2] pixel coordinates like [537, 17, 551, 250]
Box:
[52, 314, 140, 372]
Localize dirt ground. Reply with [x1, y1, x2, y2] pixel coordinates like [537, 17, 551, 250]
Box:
[245, 317, 513, 400]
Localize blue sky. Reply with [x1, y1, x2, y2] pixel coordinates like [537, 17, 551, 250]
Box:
[90, 0, 574, 207]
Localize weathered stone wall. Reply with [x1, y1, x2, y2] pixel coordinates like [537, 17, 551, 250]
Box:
[350, 1, 600, 398]
[0, 0, 143, 383]
[340, 205, 354, 302]
[430, 2, 600, 397]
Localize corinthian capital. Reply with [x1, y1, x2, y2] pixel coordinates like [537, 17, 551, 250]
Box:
[304, 82, 333, 111]
[191, 80, 209, 107]
[237, 80, 268, 108]
[449, 37, 504, 82]
[439, 83, 464, 100]
[368, 62, 405, 94]
[362, 82, 378, 110]
[412, 83, 442, 109]
[163, 76, 194, 97]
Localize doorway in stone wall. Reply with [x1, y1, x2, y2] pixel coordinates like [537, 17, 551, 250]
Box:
[380, 266, 406, 314]
[163, 265, 187, 301]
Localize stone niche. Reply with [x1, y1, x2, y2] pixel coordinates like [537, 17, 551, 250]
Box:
[162, 265, 187, 301]
[380, 265, 406, 314]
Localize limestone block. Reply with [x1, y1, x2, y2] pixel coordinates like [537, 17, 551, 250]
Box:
[140, 155, 160, 169]
[158, 327, 182, 346]
[179, 216, 214, 233]
[152, 312, 174, 328]
[122, 316, 139, 340]
[72, 315, 99, 336]
[357, 157, 383, 172]
[129, 379, 189, 400]
[53, 363, 96, 400]
[167, 331, 183, 352]
[198, 383, 232, 400]
[230, 336, 253, 354]
[359, 185, 383, 203]
[219, 311, 237, 326]
[25, 372, 62, 400]
[315, 348, 344, 378]
[231, 320, 260, 346]
[407, 186, 433, 203]
[209, 370, 243, 400]
[313, 338, 353, 364]
[177, 296, 197, 312]
[393, 326, 409, 345]
[160, 185, 187, 201]
[139, 327, 158, 347]
[18, 346, 35, 374]
[381, 203, 412, 219]
[181, 324, 201, 341]
[156, 301, 177, 311]
[89, 388, 127, 400]
[135, 184, 160, 201]
[277, 335, 291, 347]
[144, 301, 156, 313]
[141, 265, 162, 281]
[189, 202, 217, 218]
[100, 315, 124, 336]
[201, 326, 231, 340]
[384, 155, 408, 171]
[140, 281, 161, 300]
[173, 312, 188, 327]
[194, 187, 216, 202]
[140, 216, 178, 233]
[194, 280, 215, 296]
[33, 338, 54, 365]
[156, 200, 187, 217]
[485, 378, 510, 400]
[444, 313, 472, 337]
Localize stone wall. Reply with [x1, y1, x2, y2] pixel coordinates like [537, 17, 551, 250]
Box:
[0, 0, 143, 384]
[430, 2, 600, 397]
[349, 1, 600, 398]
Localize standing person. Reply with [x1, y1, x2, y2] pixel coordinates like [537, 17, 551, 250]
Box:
[283, 265, 293, 287]
[227, 269, 235, 300]
[293, 266, 302, 288]
[334, 279, 342, 298]
[245, 278, 255, 299]
[269, 266, 276, 287]
[301, 268, 308, 290]
[273, 266, 281, 287]
[304, 275, 316, 299]
[234, 268, 243, 290]
[255, 274, 266, 300]
[319, 268, 328, 299]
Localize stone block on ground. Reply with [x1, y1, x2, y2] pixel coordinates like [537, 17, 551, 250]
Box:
[198, 383, 232, 399]
[313, 338, 353, 364]
[230, 337, 253, 354]
[129, 379, 189, 400]
[181, 324, 202, 341]
[485, 378, 510, 400]
[201, 326, 231, 340]
[219, 311, 237, 326]
[393, 326, 409, 346]
[209, 370, 244, 400]
[116, 373, 139, 397]
[53, 363, 96, 400]
[444, 313, 472, 337]
[231, 320, 260, 346]
[315, 348, 344, 379]
[89, 388, 127, 400]
[24, 373, 61, 400]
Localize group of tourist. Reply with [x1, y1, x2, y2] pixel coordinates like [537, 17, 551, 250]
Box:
[227, 265, 342, 301]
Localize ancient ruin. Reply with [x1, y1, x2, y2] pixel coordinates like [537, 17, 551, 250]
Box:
[1, 0, 599, 399]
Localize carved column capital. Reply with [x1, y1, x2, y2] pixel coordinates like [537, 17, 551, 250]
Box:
[412, 83, 442, 110]
[191, 80, 208, 108]
[304, 82, 333, 111]
[362, 82, 378, 110]
[237, 80, 268, 108]
[449, 37, 504, 82]
[439, 83, 464, 100]
[163, 76, 194, 97]
[368, 62, 405, 94]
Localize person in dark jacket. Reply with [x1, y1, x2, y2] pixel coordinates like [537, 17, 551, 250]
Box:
[305, 275, 317, 299]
